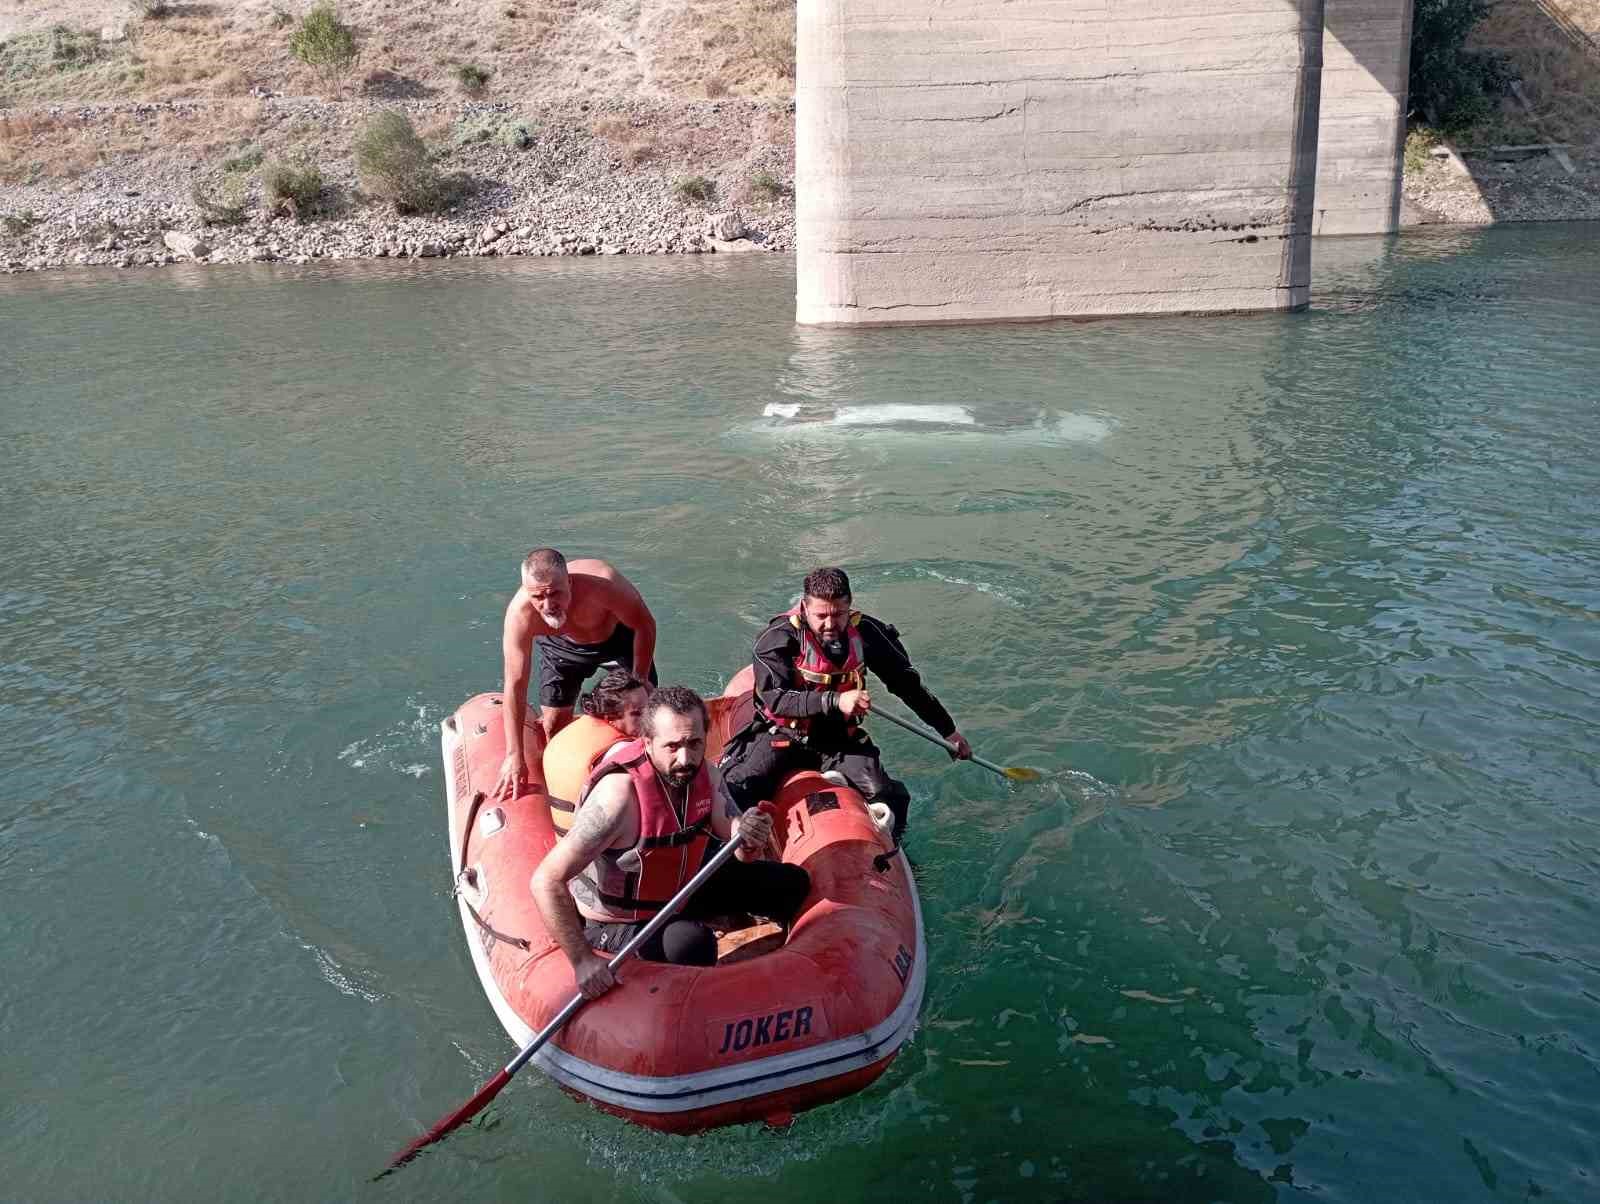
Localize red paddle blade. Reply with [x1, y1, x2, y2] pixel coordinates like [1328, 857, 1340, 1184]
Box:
[379, 1066, 513, 1177]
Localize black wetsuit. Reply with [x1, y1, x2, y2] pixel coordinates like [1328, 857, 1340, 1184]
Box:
[719, 613, 956, 837]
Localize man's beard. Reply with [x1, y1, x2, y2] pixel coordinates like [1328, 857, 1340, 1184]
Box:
[665, 765, 697, 787]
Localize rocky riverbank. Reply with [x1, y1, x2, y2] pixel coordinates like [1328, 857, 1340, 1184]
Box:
[7, 94, 1600, 277]
[1, 95, 796, 272]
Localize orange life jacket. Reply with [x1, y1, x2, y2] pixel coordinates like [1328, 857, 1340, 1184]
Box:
[757, 605, 867, 738]
[543, 714, 628, 835]
[570, 739, 714, 923]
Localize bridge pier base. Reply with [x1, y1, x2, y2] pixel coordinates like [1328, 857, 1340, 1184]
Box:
[796, 0, 1411, 326]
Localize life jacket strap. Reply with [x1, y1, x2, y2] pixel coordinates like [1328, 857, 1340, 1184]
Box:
[637, 816, 711, 849]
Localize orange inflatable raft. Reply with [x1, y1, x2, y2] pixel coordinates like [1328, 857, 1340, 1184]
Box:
[439, 671, 926, 1133]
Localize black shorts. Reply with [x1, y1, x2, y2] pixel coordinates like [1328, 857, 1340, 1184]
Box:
[534, 622, 657, 709]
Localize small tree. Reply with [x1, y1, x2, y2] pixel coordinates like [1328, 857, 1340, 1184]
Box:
[289, 3, 360, 97]
[1408, 0, 1515, 132]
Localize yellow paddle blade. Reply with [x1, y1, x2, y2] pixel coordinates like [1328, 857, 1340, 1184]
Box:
[1003, 766, 1043, 782]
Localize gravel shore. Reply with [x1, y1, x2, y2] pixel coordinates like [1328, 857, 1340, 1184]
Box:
[6, 92, 1598, 277]
[1, 95, 797, 272]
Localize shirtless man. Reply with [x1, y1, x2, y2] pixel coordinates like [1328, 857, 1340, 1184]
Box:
[495, 548, 657, 799]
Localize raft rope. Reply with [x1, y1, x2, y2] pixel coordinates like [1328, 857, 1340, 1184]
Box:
[453, 789, 533, 952]
[455, 876, 533, 953]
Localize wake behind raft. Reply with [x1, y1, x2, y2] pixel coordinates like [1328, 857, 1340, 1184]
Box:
[440, 668, 926, 1133]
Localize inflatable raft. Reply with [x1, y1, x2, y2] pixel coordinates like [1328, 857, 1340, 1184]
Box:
[440, 673, 926, 1133]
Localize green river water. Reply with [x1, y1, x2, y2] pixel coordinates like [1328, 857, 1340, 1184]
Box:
[2, 224, 1598, 1202]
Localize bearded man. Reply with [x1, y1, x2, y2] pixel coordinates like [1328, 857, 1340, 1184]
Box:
[720, 566, 971, 839]
[531, 686, 811, 996]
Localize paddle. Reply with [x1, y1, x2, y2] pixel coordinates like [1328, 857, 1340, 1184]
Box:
[380, 833, 747, 1176]
[871, 706, 1041, 783]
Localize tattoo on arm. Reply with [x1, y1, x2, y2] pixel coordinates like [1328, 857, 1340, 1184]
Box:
[567, 797, 620, 851]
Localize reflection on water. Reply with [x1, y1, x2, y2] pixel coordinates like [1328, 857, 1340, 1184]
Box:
[3, 224, 1600, 1202]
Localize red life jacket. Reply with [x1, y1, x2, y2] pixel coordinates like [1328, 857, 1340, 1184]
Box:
[757, 605, 867, 737]
[570, 738, 714, 923]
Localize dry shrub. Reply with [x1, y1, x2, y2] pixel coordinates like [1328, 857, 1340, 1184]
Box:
[0, 111, 146, 183]
[191, 174, 249, 225]
[674, 174, 716, 204]
[645, 0, 794, 98]
[355, 109, 451, 213]
[591, 115, 633, 141]
[261, 156, 325, 219]
[588, 113, 658, 165]
[455, 62, 491, 92]
[3, 209, 41, 237]
[1471, 0, 1600, 143]
[152, 99, 263, 154]
[746, 168, 789, 202]
[118, 18, 243, 98]
[211, 67, 250, 96]
[745, 0, 795, 80]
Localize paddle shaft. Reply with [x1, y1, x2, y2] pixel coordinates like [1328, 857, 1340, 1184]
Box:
[871, 706, 1014, 780]
[509, 834, 744, 1073]
[384, 834, 746, 1172]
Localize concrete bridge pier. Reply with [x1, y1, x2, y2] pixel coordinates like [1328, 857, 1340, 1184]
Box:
[796, 0, 1413, 327]
[1315, 0, 1413, 235]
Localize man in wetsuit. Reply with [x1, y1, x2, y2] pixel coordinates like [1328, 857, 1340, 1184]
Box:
[494, 548, 658, 799]
[531, 686, 811, 996]
[720, 566, 972, 838]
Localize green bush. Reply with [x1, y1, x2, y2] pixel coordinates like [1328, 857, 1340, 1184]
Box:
[220, 144, 265, 174]
[289, 2, 360, 96]
[355, 110, 450, 213]
[1409, 0, 1516, 132]
[191, 175, 250, 226]
[455, 63, 491, 91]
[1402, 127, 1439, 175]
[261, 156, 325, 220]
[450, 112, 532, 151]
[2, 210, 40, 237]
[674, 174, 716, 204]
[748, 169, 789, 202]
